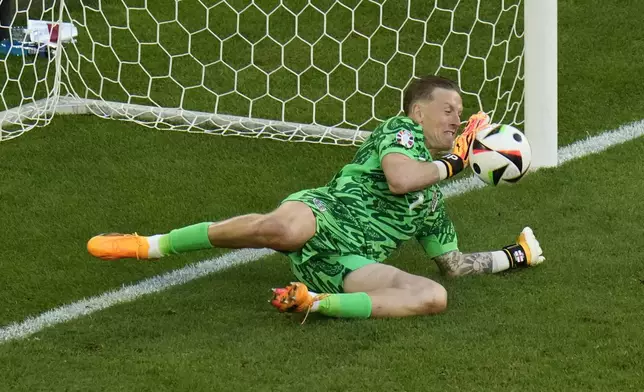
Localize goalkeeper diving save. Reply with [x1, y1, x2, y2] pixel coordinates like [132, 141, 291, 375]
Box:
[87, 75, 545, 321]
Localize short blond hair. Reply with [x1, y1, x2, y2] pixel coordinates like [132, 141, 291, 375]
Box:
[403, 76, 460, 115]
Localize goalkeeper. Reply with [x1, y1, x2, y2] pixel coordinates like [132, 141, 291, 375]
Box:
[87, 75, 545, 320]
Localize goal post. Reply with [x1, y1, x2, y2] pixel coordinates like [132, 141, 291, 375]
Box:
[0, 0, 558, 166]
[524, 0, 558, 168]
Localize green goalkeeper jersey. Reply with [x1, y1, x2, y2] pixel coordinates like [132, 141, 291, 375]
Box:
[325, 115, 457, 261]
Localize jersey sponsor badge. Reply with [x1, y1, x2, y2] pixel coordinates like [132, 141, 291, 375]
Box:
[395, 130, 414, 149]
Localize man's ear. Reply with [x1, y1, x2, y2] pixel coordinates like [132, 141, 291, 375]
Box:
[411, 101, 424, 124]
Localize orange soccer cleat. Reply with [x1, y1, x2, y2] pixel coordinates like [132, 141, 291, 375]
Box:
[270, 282, 330, 313]
[270, 282, 314, 313]
[87, 233, 150, 260]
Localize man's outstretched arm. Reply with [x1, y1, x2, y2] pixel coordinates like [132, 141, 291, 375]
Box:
[382, 112, 490, 195]
[432, 227, 546, 277]
[433, 250, 507, 276]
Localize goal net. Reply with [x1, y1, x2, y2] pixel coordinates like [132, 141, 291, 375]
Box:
[1, 0, 531, 147]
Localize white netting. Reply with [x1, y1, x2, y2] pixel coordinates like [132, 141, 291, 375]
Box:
[0, 0, 60, 141]
[1, 0, 525, 145]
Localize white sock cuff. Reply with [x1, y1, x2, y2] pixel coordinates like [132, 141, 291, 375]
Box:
[146, 234, 164, 259]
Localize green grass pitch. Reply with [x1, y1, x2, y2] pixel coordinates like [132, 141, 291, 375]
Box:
[1, 0, 644, 390]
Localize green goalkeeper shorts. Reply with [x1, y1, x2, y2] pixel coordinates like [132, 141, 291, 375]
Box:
[280, 187, 377, 294]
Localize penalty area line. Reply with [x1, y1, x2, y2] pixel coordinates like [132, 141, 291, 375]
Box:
[1, 119, 643, 343]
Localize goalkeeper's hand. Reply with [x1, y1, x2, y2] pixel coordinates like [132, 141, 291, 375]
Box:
[452, 111, 490, 166]
[435, 111, 490, 180]
[503, 227, 546, 268]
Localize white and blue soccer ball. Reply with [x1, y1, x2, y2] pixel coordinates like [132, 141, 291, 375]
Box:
[469, 124, 532, 186]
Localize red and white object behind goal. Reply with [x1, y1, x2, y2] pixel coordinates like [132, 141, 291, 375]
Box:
[27, 19, 78, 47]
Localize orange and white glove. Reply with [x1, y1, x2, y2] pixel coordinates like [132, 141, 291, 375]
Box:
[435, 111, 491, 179]
[452, 111, 490, 166]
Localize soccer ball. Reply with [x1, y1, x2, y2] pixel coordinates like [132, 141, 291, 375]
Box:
[469, 124, 532, 185]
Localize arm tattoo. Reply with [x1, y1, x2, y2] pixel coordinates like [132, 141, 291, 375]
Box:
[433, 250, 495, 277]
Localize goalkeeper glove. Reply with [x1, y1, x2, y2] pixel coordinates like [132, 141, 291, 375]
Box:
[502, 227, 546, 268]
[435, 111, 491, 179]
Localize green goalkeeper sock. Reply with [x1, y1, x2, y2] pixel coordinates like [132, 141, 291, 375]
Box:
[314, 292, 372, 319]
[149, 222, 213, 257]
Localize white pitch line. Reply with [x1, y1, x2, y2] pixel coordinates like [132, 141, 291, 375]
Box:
[558, 120, 644, 164]
[1, 119, 643, 343]
[0, 248, 275, 343]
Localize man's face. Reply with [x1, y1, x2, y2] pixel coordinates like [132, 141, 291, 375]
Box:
[410, 88, 463, 151]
